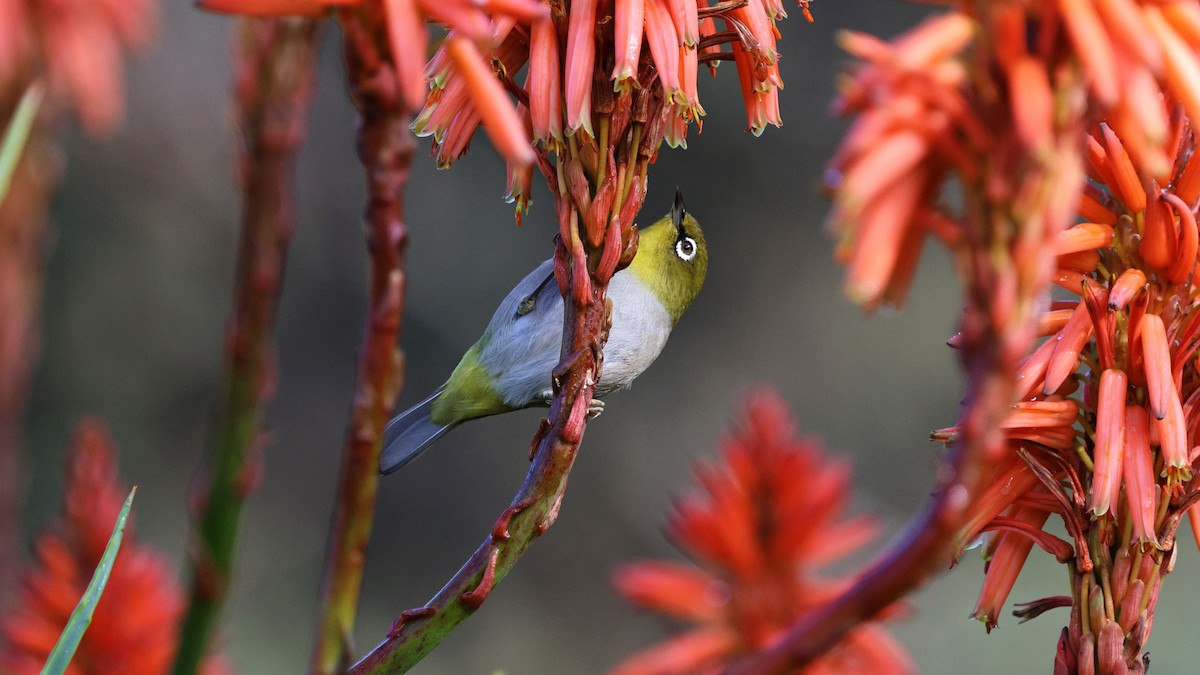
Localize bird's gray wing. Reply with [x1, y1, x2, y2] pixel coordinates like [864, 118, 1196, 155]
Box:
[481, 259, 559, 335]
[478, 259, 565, 406]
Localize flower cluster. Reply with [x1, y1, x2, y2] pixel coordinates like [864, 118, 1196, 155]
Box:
[825, 13, 980, 309]
[962, 116, 1200, 674]
[829, 2, 1200, 672]
[0, 0, 157, 136]
[418, 0, 804, 154]
[0, 419, 226, 675]
[611, 391, 912, 675]
[203, 0, 809, 221]
[416, 0, 808, 218]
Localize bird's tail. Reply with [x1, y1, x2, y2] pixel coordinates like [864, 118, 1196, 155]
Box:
[380, 387, 457, 474]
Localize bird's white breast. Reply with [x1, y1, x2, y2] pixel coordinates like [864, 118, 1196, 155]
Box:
[477, 260, 672, 407]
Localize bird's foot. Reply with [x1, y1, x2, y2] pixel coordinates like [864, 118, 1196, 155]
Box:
[536, 391, 602, 418]
[587, 399, 605, 419]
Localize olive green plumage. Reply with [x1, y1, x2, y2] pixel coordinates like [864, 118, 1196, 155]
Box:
[381, 192, 707, 473]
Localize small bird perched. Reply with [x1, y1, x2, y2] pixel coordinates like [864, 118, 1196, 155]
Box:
[380, 191, 708, 473]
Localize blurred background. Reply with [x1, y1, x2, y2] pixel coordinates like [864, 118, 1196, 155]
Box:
[17, 0, 1200, 672]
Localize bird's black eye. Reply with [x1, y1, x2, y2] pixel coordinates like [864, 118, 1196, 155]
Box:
[675, 236, 697, 261]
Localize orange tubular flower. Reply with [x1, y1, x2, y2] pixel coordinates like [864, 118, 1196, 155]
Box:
[1122, 407, 1161, 550]
[0, 419, 227, 675]
[973, 507, 1054, 632]
[446, 35, 536, 166]
[1091, 369, 1127, 517]
[564, 0, 599, 137]
[611, 391, 913, 675]
[612, 0, 645, 92]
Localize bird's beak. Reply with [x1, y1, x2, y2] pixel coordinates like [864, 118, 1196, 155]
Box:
[672, 188, 686, 233]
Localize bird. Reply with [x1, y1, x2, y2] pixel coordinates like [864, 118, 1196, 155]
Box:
[380, 190, 708, 474]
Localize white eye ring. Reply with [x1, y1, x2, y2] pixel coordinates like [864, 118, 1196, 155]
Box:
[676, 236, 697, 261]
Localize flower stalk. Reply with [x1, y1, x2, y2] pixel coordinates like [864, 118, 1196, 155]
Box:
[173, 19, 319, 675]
[308, 6, 415, 673]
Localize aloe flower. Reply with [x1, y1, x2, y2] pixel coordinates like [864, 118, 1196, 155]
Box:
[827, 3, 1200, 672]
[418, 0, 805, 199]
[611, 391, 912, 675]
[961, 111, 1200, 673]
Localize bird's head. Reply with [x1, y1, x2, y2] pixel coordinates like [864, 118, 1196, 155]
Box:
[629, 189, 708, 324]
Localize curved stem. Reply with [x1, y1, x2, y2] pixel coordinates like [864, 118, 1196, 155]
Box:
[309, 9, 413, 674]
[172, 19, 319, 675]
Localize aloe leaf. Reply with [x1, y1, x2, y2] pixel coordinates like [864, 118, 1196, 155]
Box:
[0, 83, 42, 204]
[40, 487, 137, 675]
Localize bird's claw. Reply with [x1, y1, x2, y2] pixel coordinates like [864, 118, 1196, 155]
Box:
[587, 399, 604, 418]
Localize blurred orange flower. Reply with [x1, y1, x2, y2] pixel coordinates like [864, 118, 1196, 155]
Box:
[0, 419, 227, 675]
[200, 0, 546, 169]
[611, 391, 912, 675]
[0, 0, 158, 136]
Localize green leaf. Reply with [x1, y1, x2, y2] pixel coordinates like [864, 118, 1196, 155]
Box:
[0, 83, 42, 204]
[40, 487, 137, 675]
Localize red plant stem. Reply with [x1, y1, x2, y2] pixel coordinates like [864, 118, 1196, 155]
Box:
[728, 55, 1090, 675]
[309, 9, 413, 674]
[0, 106, 54, 607]
[173, 19, 319, 675]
